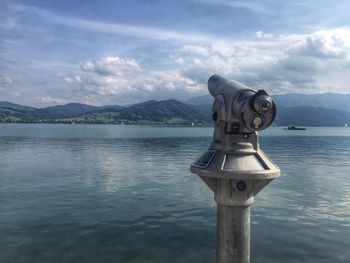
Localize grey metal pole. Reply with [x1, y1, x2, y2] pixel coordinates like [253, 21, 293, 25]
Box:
[217, 204, 251, 263]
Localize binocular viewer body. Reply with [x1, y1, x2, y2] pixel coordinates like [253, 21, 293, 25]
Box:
[190, 75, 280, 263]
[192, 74, 280, 180]
[209, 74, 276, 134]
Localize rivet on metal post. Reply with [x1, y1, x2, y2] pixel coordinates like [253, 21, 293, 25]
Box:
[191, 75, 280, 263]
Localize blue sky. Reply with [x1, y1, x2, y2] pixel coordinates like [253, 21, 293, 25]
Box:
[1, 0, 350, 106]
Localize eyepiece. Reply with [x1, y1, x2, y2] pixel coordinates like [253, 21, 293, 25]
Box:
[244, 91, 276, 131]
[253, 95, 273, 114]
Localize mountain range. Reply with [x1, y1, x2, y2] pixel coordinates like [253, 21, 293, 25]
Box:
[0, 100, 211, 125]
[185, 93, 350, 112]
[0, 93, 349, 126]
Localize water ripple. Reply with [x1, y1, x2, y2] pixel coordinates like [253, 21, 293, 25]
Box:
[0, 125, 349, 262]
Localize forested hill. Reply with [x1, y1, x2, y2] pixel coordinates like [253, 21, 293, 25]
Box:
[0, 99, 212, 125]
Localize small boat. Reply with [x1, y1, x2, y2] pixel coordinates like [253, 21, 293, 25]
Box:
[283, 125, 306, 130]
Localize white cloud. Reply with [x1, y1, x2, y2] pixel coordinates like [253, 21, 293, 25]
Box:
[39, 96, 67, 105]
[175, 57, 185, 65]
[81, 61, 95, 71]
[175, 27, 350, 94]
[183, 45, 209, 56]
[61, 27, 350, 105]
[4, 1, 350, 107]
[0, 76, 13, 90]
[63, 75, 82, 84]
[0, 76, 13, 85]
[256, 30, 274, 39]
[81, 56, 141, 76]
[288, 29, 350, 59]
[78, 56, 205, 104]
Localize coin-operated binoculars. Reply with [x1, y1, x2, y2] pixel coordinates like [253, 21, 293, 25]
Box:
[191, 75, 280, 263]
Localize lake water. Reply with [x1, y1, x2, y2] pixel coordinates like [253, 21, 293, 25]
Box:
[0, 124, 349, 263]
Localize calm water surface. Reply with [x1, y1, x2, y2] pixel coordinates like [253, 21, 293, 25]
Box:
[0, 124, 349, 263]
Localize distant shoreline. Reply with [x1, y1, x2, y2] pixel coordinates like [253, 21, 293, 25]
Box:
[0, 122, 212, 127]
[0, 122, 348, 128]
[2, 96, 350, 127]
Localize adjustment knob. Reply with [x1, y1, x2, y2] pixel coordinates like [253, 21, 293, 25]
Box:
[250, 115, 264, 130]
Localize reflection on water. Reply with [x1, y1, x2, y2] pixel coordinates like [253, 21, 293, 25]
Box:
[0, 124, 350, 263]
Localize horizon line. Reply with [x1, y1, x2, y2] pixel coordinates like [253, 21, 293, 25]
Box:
[1, 91, 350, 108]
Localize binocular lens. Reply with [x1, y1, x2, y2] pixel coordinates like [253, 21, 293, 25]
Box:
[254, 95, 273, 114]
[261, 101, 271, 111]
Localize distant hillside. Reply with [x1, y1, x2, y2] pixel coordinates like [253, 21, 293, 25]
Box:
[0, 101, 35, 111]
[186, 92, 350, 113]
[34, 103, 100, 118]
[62, 99, 211, 125]
[33, 103, 124, 118]
[0, 100, 211, 125]
[0, 96, 349, 126]
[276, 106, 350, 127]
[0, 101, 37, 123]
[273, 93, 350, 113]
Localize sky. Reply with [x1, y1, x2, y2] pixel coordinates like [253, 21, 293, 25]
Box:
[1, 0, 350, 107]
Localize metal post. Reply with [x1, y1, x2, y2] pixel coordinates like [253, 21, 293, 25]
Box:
[217, 204, 250, 263]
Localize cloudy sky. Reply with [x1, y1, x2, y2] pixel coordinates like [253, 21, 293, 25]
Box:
[1, 0, 350, 107]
